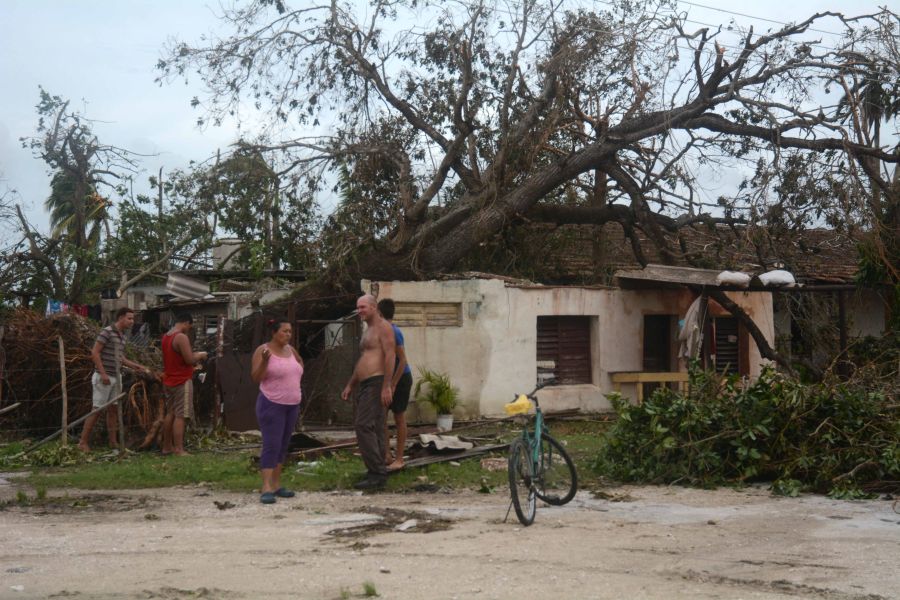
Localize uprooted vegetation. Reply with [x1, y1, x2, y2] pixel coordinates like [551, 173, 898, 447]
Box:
[593, 365, 900, 498]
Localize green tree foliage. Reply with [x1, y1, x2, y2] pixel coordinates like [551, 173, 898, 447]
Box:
[105, 171, 217, 278]
[194, 148, 321, 271]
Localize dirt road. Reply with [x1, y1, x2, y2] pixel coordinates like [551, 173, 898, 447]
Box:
[1, 480, 898, 599]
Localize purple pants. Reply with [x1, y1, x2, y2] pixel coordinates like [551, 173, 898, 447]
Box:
[256, 393, 301, 469]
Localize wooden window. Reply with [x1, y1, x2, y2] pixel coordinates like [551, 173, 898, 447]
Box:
[393, 302, 462, 327]
[204, 315, 219, 337]
[537, 316, 592, 384]
[713, 317, 743, 375]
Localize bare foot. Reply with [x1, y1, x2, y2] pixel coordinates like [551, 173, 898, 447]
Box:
[384, 455, 393, 465]
[173, 450, 190, 456]
[387, 459, 404, 471]
[77, 443, 91, 452]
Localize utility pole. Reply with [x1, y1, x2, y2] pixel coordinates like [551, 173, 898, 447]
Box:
[158, 166, 168, 271]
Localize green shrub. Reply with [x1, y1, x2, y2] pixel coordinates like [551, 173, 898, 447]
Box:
[593, 366, 899, 496]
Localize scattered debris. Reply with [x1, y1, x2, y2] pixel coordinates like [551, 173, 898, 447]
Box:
[591, 490, 636, 502]
[395, 519, 418, 531]
[402, 443, 508, 470]
[214, 501, 236, 510]
[414, 434, 474, 452]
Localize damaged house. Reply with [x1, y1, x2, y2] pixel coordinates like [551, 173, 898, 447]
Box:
[349, 225, 889, 419]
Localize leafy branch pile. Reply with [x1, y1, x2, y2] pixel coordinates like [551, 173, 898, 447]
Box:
[593, 367, 899, 497]
[0, 309, 161, 437]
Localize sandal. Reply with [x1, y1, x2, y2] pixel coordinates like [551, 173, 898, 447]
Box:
[260, 492, 276, 504]
[274, 487, 295, 498]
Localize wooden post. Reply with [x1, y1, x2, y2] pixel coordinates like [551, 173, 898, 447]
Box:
[699, 292, 710, 370]
[212, 316, 225, 430]
[58, 336, 68, 447]
[117, 384, 126, 452]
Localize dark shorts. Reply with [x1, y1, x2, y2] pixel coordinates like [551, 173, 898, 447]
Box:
[389, 372, 413, 414]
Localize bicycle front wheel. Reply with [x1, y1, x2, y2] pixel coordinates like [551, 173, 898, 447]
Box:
[534, 433, 577, 506]
[508, 438, 536, 526]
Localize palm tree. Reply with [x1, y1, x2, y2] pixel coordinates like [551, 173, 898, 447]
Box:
[44, 170, 110, 247]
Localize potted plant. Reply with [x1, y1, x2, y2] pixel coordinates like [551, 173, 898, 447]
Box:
[414, 368, 459, 431]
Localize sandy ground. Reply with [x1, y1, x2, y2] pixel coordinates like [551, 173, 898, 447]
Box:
[1, 475, 898, 600]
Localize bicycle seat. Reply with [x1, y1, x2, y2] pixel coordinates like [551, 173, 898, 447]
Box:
[504, 394, 532, 416]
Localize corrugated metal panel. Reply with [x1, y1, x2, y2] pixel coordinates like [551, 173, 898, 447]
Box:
[166, 273, 211, 299]
[393, 302, 462, 327]
[537, 316, 591, 384]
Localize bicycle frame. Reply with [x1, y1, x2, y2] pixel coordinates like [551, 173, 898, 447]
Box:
[516, 380, 553, 474]
[506, 378, 576, 525]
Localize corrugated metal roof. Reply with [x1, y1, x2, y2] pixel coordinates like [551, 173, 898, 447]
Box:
[166, 273, 211, 299]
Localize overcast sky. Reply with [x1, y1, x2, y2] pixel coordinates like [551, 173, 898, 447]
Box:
[0, 0, 889, 233]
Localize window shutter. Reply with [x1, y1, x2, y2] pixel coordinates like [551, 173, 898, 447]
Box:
[537, 316, 591, 384]
[393, 302, 462, 327]
[714, 317, 740, 375]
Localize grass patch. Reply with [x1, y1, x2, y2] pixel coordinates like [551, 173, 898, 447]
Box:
[27, 450, 262, 491]
[6, 419, 612, 495]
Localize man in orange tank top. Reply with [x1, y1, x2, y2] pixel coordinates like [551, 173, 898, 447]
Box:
[161, 313, 207, 455]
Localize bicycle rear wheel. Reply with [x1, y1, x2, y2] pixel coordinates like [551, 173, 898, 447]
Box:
[508, 438, 536, 526]
[534, 433, 577, 506]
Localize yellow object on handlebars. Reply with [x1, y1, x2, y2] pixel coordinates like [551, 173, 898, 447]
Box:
[504, 394, 532, 416]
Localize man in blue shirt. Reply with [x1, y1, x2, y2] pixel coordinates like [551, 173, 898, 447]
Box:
[378, 298, 413, 471]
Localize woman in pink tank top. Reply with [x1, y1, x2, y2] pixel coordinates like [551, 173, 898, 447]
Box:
[251, 318, 304, 504]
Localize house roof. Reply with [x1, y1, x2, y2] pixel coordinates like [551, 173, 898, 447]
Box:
[614, 264, 734, 289]
[529, 223, 861, 285]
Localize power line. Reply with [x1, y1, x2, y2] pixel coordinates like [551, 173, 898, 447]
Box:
[673, 0, 844, 37]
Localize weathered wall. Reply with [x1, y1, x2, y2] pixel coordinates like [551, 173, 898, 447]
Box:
[369, 279, 775, 417]
[850, 289, 887, 337]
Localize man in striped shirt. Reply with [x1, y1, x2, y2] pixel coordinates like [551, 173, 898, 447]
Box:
[78, 307, 152, 452]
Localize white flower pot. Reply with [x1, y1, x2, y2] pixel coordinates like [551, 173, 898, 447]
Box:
[436, 414, 454, 432]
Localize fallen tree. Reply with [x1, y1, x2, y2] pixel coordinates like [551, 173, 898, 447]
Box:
[158, 1, 900, 366]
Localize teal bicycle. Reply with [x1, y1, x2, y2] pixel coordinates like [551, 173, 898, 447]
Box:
[505, 379, 578, 526]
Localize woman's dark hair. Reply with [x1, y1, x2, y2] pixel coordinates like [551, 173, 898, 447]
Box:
[377, 298, 395, 320]
[267, 318, 291, 336]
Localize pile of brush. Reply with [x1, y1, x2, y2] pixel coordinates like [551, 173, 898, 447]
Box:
[0, 308, 163, 442]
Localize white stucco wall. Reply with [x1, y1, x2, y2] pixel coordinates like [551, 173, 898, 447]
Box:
[368, 279, 774, 417]
[849, 289, 888, 337]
